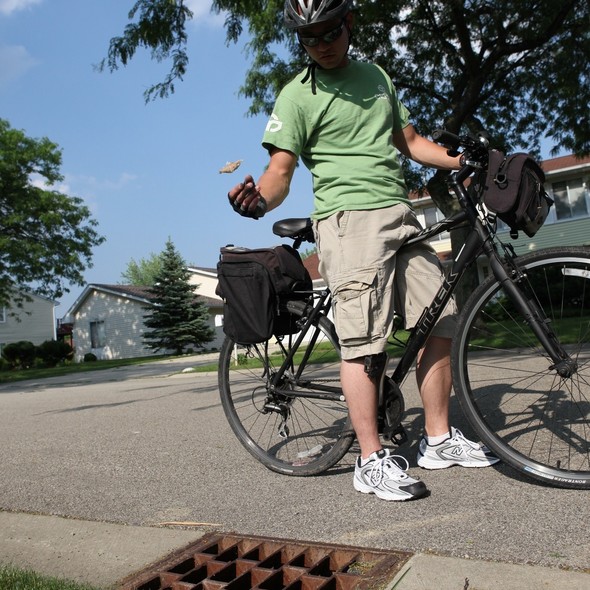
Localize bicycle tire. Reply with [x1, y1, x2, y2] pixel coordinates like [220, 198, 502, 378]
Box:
[452, 246, 590, 489]
[218, 299, 354, 476]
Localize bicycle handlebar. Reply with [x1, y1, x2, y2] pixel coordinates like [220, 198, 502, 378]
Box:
[432, 128, 490, 168]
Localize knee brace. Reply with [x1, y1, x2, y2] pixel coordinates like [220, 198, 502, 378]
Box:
[363, 352, 388, 379]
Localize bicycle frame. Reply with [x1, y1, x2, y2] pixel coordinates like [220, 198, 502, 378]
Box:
[269, 288, 343, 400]
[392, 167, 576, 385]
[265, 163, 576, 404]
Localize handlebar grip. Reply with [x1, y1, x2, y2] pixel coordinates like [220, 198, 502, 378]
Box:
[432, 128, 461, 147]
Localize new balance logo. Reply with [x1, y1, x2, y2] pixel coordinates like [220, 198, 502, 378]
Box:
[439, 446, 464, 459]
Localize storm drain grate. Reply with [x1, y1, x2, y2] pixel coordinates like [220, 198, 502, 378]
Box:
[119, 532, 412, 590]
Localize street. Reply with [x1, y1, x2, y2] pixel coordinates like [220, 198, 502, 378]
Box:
[0, 356, 588, 573]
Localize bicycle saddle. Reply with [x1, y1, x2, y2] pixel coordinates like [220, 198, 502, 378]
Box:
[272, 218, 315, 243]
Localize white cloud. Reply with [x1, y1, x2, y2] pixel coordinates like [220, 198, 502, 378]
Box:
[0, 44, 38, 89]
[29, 172, 138, 216]
[184, 0, 225, 26]
[0, 0, 42, 16]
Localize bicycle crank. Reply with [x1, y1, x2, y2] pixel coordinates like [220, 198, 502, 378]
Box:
[379, 377, 408, 445]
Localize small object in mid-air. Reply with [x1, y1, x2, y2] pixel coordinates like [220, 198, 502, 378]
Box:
[219, 159, 243, 174]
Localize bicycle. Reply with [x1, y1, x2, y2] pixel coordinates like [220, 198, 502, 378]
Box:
[217, 130, 590, 490]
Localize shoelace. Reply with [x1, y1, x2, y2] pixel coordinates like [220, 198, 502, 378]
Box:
[368, 454, 410, 485]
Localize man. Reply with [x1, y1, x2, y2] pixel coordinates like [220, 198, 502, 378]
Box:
[228, 0, 498, 501]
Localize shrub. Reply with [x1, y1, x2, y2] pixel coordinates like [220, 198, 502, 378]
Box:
[1, 341, 36, 369]
[36, 340, 74, 367]
[83, 352, 98, 362]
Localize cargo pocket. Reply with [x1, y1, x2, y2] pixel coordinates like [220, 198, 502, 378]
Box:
[332, 267, 382, 344]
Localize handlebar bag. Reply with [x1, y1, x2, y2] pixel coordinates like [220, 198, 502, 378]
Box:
[216, 244, 312, 344]
[483, 150, 553, 238]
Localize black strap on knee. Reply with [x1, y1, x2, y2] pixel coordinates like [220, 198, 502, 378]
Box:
[364, 352, 388, 379]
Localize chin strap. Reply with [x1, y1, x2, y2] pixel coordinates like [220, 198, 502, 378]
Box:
[301, 62, 318, 95]
[299, 22, 353, 96]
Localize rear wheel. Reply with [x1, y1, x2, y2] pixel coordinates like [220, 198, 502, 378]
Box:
[218, 299, 354, 476]
[452, 247, 590, 489]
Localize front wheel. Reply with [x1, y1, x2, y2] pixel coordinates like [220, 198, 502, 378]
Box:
[452, 246, 590, 489]
[218, 299, 354, 476]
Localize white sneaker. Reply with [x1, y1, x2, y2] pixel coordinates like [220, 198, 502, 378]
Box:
[354, 449, 428, 501]
[417, 427, 500, 470]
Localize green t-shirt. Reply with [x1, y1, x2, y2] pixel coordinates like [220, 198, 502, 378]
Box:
[262, 60, 411, 219]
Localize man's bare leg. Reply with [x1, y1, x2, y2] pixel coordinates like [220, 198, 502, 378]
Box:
[341, 358, 381, 459]
[416, 335, 452, 437]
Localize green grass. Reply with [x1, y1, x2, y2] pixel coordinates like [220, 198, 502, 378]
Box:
[469, 315, 588, 350]
[0, 564, 102, 590]
[203, 330, 413, 374]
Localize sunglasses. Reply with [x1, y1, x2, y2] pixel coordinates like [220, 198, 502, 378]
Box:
[298, 20, 346, 47]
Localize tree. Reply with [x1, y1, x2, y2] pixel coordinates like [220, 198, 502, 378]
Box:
[120, 252, 166, 285]
[0, 119, 105, 308]
[143, 239, 214, 354]
[103, 1, 589, 157]
[104, 1, 589, 300]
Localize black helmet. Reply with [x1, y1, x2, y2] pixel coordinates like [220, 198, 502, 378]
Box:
[284, 0, 353, 30]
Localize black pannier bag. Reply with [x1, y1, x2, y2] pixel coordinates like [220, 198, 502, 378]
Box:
[482, 150, 554, 238]
[216, 244, 313, 344]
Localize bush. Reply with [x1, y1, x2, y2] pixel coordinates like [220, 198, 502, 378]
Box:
[83, 352, 98, 362]
[2, 341, 36, 369]
[36, 340, 74, 367]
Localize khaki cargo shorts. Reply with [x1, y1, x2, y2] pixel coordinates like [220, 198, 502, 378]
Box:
[313, 204, 457, 360]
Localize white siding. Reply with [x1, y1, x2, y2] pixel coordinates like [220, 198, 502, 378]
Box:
[72, 290, 156, 361]
[188, 271, 220, 300]
[0, 294, 56, 350]
[71, 288, 226, 361]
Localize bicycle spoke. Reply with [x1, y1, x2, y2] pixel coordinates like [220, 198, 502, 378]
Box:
[453, 248, 590, 488]
[218, 300, 353, 476]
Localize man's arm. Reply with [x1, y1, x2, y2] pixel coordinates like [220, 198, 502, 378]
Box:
[228, 148, 298, 217]
[393, 124, 461, 170]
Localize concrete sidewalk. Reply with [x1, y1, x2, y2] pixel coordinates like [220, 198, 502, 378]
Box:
[1, 511, 588, 590]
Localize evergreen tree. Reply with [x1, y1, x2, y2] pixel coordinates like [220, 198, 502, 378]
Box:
[143, 239, 214, 354]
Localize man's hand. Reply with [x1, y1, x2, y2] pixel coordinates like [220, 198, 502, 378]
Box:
[227, 174, 268, 219]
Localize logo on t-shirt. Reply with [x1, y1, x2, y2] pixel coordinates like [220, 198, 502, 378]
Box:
[376, 85, 390, 102]
[266, 113, 283, 133]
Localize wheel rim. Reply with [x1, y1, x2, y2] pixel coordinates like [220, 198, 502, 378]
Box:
[219, 302, 353, 475]
[454, 251, 590, 485]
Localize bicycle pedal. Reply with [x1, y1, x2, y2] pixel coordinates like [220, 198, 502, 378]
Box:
[385, 424, 408, 446]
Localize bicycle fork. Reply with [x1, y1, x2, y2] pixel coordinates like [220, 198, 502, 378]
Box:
[486, 244, 578, 378]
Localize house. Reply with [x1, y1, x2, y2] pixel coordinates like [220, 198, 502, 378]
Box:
[410, 153, 590, 276]
[65, 284, 224, 362]
[0, 292, 57, 356]
[64, 153, 588, 361]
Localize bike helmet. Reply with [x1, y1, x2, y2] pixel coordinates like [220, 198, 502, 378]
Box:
[284, 0, 353, 30]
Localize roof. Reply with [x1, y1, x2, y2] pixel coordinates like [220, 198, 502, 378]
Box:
[541, 154, 590, 174]
[188, 265, 218, 275]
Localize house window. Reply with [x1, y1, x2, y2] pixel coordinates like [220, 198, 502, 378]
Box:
[90, 320, 106, 348]
[423, 206, 449, 241]
[0, 307, 5, 323]
[551, 178, 588, 221]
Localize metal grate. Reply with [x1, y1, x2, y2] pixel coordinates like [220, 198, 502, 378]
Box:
[119, 532, 412, 590]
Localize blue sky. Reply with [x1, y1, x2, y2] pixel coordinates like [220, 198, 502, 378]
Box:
[0, 0, 311, 318]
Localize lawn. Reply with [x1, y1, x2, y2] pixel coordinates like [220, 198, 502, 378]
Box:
[0, 564, 101, 590]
